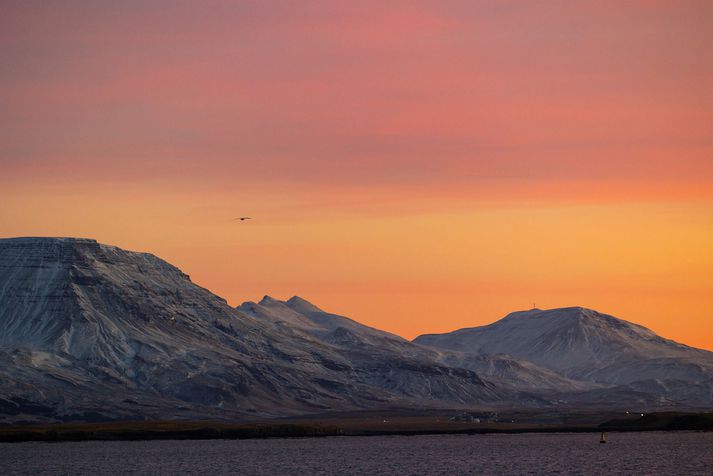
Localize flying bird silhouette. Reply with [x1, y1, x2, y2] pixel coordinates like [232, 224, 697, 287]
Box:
[234, 217, 252, 221]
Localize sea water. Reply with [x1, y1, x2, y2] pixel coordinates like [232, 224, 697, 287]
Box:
[1, 432, 711, 475]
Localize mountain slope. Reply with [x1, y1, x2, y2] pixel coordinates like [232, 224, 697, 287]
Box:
[0, 237, 504, 423]
[238, 297, 589, 396]
[237, 296, 514, 401]
[238, 296, 421, 357]
[415, 307, 713, 405]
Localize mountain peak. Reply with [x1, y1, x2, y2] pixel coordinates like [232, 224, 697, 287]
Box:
[259, 295, 282, 306]
[414, 306, 712, 384]
[285, 296, 323, 313]
[500, 306, 613, 324]
[500, 308, 542, 321]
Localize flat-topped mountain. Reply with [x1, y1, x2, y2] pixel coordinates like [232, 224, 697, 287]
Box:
[0, 237, 503, 423]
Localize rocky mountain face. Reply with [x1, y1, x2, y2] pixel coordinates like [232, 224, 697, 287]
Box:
[236, 297, 580, 398]
[415, 307, 713, 407]
[1, 238, 710, 423]
[239, 299, 713, 407]
[236, 296, 527, 404]
[0, 238, 503, 423]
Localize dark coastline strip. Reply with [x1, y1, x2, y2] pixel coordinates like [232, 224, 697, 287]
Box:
[0, 424, 342, 443]
[1, 419, 711, 443]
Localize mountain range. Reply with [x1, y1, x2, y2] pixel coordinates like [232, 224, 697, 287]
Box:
[0, 237, 710, 423]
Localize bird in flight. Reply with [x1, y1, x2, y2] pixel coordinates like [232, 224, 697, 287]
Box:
[234, 217, 252, 221]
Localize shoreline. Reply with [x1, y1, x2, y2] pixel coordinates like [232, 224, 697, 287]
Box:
[1, 411, 711, 443]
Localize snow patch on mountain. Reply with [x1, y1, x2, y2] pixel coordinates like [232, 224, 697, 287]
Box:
[415, 307, 713, 404]
[0, 238, 507, 423]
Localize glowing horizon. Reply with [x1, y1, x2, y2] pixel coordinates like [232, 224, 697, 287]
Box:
[1, 1, 712, 350]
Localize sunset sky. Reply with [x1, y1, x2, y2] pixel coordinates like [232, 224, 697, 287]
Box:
[1, 1, 712, 349]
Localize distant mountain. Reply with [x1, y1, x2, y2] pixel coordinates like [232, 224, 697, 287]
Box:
[237, 297, 583, 397]
[236, 296, 538, 402]
[1, 238, 709, 423]
[415, 307, 713, 407]
[0, 237, 504, 423]
[237, 295, 420, 356]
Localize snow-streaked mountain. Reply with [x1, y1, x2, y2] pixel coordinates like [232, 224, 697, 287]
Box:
[238, 297, 589, 396]
[2, 237, 710, 422]
[237, 295, 512, 403]
[237, 296, 420, 357]
[0, 237, 504, 423]
[435, 352, 600, 393]
[415, 307, 713, 406]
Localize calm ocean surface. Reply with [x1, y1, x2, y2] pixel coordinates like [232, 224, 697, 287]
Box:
[1, 432, 711, 475]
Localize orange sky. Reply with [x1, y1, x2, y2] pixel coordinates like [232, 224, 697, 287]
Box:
[1, 1, 712, 350]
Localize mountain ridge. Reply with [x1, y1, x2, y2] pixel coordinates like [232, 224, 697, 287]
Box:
[1, 237, 711, 424]
[0, 237, 508, 423]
